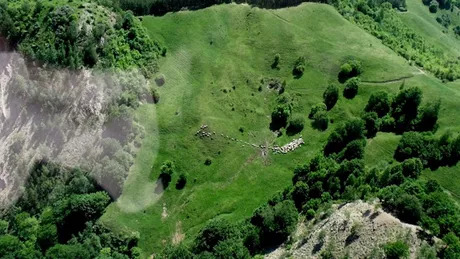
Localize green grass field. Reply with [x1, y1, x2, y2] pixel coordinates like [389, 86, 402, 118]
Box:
[399, 0, 460, 56]
[101, 3, 460, 256]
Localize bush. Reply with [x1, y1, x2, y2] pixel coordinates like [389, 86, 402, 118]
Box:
[401, 158, 423, 178]
[416, 100, 440, 132]
[293, 56, 306, 77]
[362, 112, 380, 138]
[309, 103, 327, 119]
[159, 160, 175, 187]
[270, 104, 291, 130]
[429, 0, 439, 12]
[193, 218, 238, 253]
[339, 60, 362, 81]
[343, 77, 359, 99]
[323, 84, 339, 110]
[149, 85, 160, 104]
[380, 114, 395, 132]
[312, 111, 329, 131]
[272, 53, 280, 69]
[287, 114, 305, 135]
[383, 240, 409, 259]
[155, 74, 166, 86]
[365, 91, 392, 117]
[176, 173, 187, 190]
[324, 119, 365, 156]
[205, 158, 212, 166]
[392, 87, 423, 133]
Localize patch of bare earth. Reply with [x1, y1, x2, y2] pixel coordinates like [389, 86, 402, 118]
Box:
[172, 221, 185, 245]
[266, 200, 437, 259]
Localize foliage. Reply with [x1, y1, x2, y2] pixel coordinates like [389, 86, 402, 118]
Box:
[383, 240, 409, 259]
[392, 87, 423, 133]
[343, 77, 359, 99]
[159, 160, 175, 188]
[362, 112, 380, 138]
[0, 161, 140, 258]
[436, 14, 451, 28]
[176, 173, 188, 190]
[0, 0, 162, 73]
[338, 60, 362, 82]
[429, 0, 439, 12]
[323, 84, 339, 110]
[324, 118, 365, 156]
[293, 56, 306, 77]
[312, 111, 329, 131]
[365, 91, 392, 118]
[287, 114, 305, 135]
[309, 103, 327, 119]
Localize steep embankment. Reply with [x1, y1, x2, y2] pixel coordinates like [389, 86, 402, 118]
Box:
[267, 201, 435, 259]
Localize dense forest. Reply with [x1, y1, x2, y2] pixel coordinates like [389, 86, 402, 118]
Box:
[0, 0, 164, 77]
[0, 161, 142, 258]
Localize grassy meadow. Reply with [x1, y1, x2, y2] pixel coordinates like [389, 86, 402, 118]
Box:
[101, 2, 460, 256]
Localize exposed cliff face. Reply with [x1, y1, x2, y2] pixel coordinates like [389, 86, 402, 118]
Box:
[0, 52, 149, 205]
[266, 200, 437, 259]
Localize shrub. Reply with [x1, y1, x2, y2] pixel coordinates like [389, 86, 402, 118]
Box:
[176, 173, 187, 190]
[383, 240, 409, 259]
[365, 91, 392, 117]
[287, 114, 305, 135]
[312, 111, 329, 131]
[416, 100, 440, 132]
[340, 140, 365, 161]
[293, 56, 306, 77]
[270, 103, 291, 130]
[204, 158, 212, 166]
[401, 158, 423, 178]
[309, 103, 327, 119]
[362, 112, 380, 138]
[155, 74, 166, 86]
[324, 119, 365, 156]
[193, 218, 238, 253]
[392, 87, 423, 133]
[343, 77, 359, 99]
[380, 114, 395, 132]
[323, 84, 339, 110]
[429, 0, 439, 12]
[339, 60, 362, 81]
[149, 86, 160, 104]
[159, 160, 175, 187]
[340, 63, 353, 77]
[272, 53, 280, 68]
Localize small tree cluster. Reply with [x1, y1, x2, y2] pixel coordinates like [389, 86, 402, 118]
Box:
[293, 56, 306, 77]
[343, 77, 360, 99]
[338, 60, 362, 82]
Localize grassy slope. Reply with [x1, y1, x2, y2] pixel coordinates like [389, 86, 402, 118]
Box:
[399, 0, 460, 56]
[101, 3, 460, 256]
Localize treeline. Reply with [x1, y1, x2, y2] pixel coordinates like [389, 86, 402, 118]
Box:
[113, 0, 331, 16]
[0, 161, 142, 258]
[0, 0, 163, 77]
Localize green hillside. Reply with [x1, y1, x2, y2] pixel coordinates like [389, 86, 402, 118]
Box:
[399, 0, 460, 57]
[99, 3, 460, 255]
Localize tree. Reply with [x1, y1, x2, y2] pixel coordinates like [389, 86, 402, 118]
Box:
[270, 103, 291, 130]
[213, 239, 251, 259]
[292, 182, 309, 210]
[46, 244, 91, 259]
[159, 160, 175, 188]
[384, 240, 409, 259]
[162, 244, 193, 259]
[416, 100, 440, 132]
[341, 140, 365, 161]
[194, 218, 237, 253]
[362, 112, 380, 138]
[401, 158, 423, 178]
[176, 173, 187, 190]
[395, 194, 422, 224]
[293, 56, 306, 77]
[323, 84, 339, 110]
[343, 77, 359, 99]
[392, 87, 423, 133]
[287, 114, 305, 135]
[272, 53, 280, 69]
[365, 91, 391, 117]
[312, 111, 329, 131]
[309, 103, 327, 119]
[429, 0, 439, 12]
